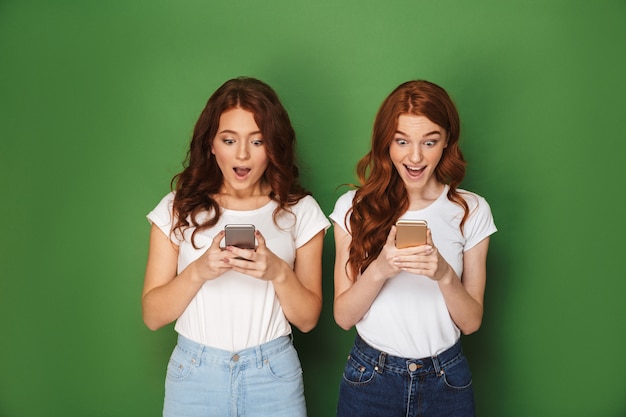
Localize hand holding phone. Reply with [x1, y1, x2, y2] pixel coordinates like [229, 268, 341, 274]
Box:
[395, 220, 428, 249]
[224, 224, 256, 261]
[224, 224, 256, 250]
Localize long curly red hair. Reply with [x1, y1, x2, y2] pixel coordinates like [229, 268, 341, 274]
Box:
[171, 77, 309, 247]
[347, 80, 469, 280]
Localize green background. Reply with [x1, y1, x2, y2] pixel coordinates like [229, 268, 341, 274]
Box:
[1, 0, 625, 416]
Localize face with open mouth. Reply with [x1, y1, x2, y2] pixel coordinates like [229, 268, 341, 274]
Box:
[211, 107, 269, 196]
[389, 114, 448, 194]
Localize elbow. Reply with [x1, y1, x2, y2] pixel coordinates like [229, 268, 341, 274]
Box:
[295, 320, 317, 334]
[292, 305, 322, 334]
[333, 312, 355, 331]
[143, 315, 163, 332]
[460, 318, 482, 336]
[142, 296, 169, 331]
[142, 308, 167, 331]
[336, 322, 353, 331]
[334, 318, 353, 331]
[333, 302, 357, 331]
[293, 314, 320, 333]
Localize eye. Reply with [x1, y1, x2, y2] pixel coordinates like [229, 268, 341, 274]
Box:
[222, 138, 236, 145]
[251, 139, 264, 146]
[424, 140, 438, 147]
[394, 138, 408, 146]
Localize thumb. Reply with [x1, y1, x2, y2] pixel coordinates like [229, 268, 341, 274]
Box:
[253, 229, 264, 250]
[211, 230, 226, 249]
[426, 229, 434, 246]
[387, 225, 398, 247]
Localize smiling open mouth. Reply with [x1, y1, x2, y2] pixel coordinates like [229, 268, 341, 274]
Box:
[404, 165, 425, 176]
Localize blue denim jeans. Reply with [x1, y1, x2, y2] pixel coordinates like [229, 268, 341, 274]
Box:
[337, 334, 475, 417]
[163, 334, 306, 417]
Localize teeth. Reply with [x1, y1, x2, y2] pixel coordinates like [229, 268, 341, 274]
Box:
[406, 165, 424, 172]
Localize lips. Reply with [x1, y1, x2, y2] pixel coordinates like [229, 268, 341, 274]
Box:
[234, 167, 251, 178]
[404, 164, 425, 178]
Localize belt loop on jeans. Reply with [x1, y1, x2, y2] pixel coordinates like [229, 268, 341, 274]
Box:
[375, 351, 386, 374]
[255, 345, 263, 369]
[431, 354, 444, 377]
[194, 339, 204, 367]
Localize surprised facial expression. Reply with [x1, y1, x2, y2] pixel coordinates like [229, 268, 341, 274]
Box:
[389, 114, 448, 192]
[211, 107, 269, 195]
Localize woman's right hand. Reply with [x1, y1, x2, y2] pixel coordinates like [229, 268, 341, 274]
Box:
[333, 224, 403, 330]
[190, 230, 234, 282]
[142, 227, 234, 330]
[371, 225, 405, 280]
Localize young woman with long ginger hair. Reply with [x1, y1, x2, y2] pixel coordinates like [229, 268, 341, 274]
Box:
[143, 77, 330, 417]
[330, 80, 497, 417]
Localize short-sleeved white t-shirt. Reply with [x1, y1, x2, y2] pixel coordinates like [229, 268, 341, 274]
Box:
[330, 185, 497, 358]
[148, 192, 330, 352]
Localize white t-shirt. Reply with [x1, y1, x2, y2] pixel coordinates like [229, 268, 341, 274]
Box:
[148, 192, 331, 352]
[330, 185, 497, 358]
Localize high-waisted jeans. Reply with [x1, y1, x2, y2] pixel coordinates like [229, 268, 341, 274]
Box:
[163, 334, 306, 417]
[337, 334, 475, 417]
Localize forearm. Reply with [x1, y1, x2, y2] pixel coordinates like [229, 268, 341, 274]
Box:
[272, 263, 322, 333]
[333, 260, 388, 330]
[142, 263, 205, 331]
[437, 270, 484, 335]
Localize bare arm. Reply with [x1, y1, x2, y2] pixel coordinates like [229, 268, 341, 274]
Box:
[226, 230, 325, 333]
[141, 224, 232, 330]
[393, 230, 490, 334]
[438, 237, 490, 334]
[332, 223, 404, 330]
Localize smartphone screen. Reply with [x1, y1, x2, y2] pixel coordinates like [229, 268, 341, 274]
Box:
[395, 220, 427, 248]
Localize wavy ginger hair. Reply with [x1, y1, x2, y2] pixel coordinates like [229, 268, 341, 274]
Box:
[347, 80, 469, 280]
[171, 77, 309, 247]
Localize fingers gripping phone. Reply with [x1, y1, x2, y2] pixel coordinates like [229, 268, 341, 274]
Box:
[224, 224, 256, 250]
[395, 220, 428, 249]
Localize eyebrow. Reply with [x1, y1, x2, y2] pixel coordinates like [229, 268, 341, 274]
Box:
[217, 129, 263, 136]
[395, 129, 442, 138]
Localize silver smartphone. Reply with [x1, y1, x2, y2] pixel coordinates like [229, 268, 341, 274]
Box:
[224, 224, 256, 250]
[395, 219, 428, 248]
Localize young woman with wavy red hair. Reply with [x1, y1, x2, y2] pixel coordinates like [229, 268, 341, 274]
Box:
[330, 80, 497, 417]
[142, 77, 330, 417]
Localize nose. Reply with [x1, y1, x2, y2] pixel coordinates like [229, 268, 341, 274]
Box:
[236, 142, 250, 160]
[408, 144, 422, 163]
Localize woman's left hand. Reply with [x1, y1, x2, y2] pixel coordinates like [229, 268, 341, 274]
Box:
[394, 229, 451, 282]
[225, 230, 286, 281]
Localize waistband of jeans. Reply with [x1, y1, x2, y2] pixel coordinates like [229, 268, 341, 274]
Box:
[176, 333, 293, 364]
[353, 333, 463, 375]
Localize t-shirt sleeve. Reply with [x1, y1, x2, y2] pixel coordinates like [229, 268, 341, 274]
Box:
[146, 192, 180, 244]
[463, 194, 497, 251]
[329, 190, 356, 234]
[294, 196, 332, 248]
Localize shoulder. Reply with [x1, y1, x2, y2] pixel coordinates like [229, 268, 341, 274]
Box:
[148, 191, 176, 219]
[146, 191, 178, 241]
[156, 191, 176, 206]
[455, 188, 497, 244]
[329, 189, 357, 232]
[292, 194, 323, 210]
[456, 188, 492, 214]
[284, 194, 328, 226]
[334, 189, 357, 209]
[286, 195, 331, 246]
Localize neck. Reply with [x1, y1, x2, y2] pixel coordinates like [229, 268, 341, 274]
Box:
[406, 182, 445, 210]
[215, 183, 272, 210]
